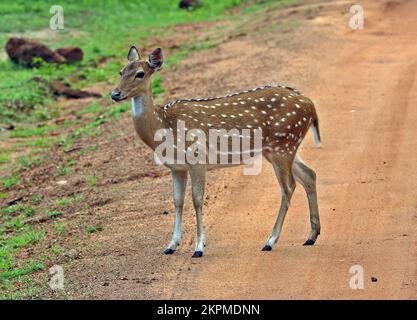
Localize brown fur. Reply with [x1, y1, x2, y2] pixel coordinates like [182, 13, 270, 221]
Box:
[163, 86, 318, 160]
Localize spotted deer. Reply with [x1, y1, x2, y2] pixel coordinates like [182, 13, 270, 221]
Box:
[111, 46, 321, 257]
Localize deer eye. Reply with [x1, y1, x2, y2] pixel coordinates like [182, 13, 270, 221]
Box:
[135, 71, 145, 79]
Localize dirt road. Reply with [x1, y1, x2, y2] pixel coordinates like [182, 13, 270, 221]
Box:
[62, 0, 417, 299]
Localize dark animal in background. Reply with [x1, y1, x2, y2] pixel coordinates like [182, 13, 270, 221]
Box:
[55, 47, 84, 63]
[179, 0, 199, 9]
[6, 38, 63, 66]
[5, 37, 83, 67]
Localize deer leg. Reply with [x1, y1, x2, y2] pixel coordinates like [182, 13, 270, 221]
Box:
[292, 156, 321, 245]
[262, 158, 295, 251]
[188, 165, 206, 258]
[164, 170, 188, 254]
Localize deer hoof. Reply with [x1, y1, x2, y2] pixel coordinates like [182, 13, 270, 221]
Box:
[192, 251, 203, 258]
[164, 248, 175, 255]
[262, 245, 272, 251]
[303, 239, 315, 246]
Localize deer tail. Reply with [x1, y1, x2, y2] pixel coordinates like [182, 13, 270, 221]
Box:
[311, 107, 321, 147]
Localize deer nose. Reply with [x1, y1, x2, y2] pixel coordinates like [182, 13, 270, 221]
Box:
[111, 90, 121, 101]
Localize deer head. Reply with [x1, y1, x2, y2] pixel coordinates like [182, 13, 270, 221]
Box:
[111, 46, 163, 101]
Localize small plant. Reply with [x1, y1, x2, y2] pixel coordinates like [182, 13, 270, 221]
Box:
[2, 204, 35, 218]
[53, 222, 66, 234]
[55, 195, 84, 206]
[17, 156, 40, 169]
[67, 159, 77, 167]
[2, 174, 20, 189]
[31, 195, 42, 205]
[4, 217, 24, 231]
[46, 211, 64, 219]
[56, 165, 70, 177]
[86, 225, 103, 234]
[56, 136, 73, 150]
[55, 198, 70, 206]
[89, 176, 97, 187]
[2, 204, 23, 215]
[50, 245, 63, 254]
[23, 206, 35, 217]
[0, 225, 45, 285]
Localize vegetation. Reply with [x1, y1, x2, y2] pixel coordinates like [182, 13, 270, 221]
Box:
[0, 0, 261, 124]
[0, 204, 45, 291]
[86, 225, 103, 234]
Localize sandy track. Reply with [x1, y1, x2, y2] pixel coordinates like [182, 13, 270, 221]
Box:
[63, 0, 417, 299]
[168, 0, 417, 299]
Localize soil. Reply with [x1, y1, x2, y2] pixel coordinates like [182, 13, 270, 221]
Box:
[5, 0, 417, 299]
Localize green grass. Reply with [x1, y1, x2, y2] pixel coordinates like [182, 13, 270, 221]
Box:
[16, 155, 41, 169]
[0, 0, 263, 124]
[76, 101, 101, 116]
[56, 165, 70, 176]
[0, 210, 45, 300]
[0, 1, 245, 35]
[86, 225, 103, 234]
[105, 103, 130, 118]
[55, 195, 84, 207]
[9, 125, 57, 138]
[1, 174, 20, 189]
[89, 176, 97, 187]
[0, 261, 44, 283]
[0, 203, 45, 288]
[19, 137, 55, 149]
[1, 204, 35, 217]
[31, 195, 42, 205]
[50, 244, 63, 254]
[151, 75, 165, 96]
[53, 222, 66, 235]
[46, 211, 64, 219]
[0, 153, 10, 164]
[5, 204, 35, 218]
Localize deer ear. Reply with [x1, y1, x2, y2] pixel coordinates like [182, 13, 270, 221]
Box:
[148, 48, 163, 70]
[127, 46, 140, 62]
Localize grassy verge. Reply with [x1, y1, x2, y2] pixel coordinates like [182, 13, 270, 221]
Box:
[0, 0, 264, 124]
[0, 203, 45, 298]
